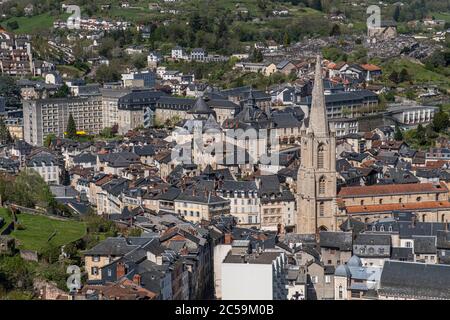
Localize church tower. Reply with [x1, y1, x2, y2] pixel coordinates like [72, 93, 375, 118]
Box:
[296, 55, 337, 234]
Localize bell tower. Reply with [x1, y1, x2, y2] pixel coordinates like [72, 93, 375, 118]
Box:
[296, 55, 337, 234]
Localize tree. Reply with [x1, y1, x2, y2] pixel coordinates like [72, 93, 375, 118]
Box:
[95, 64, 120, 83]
[131, 53, 147, 70]
[66, 114, 77, 139]
[398, 68, 411, 83]
[393, 6, 401, 22]
[329, 24, 341, 36]
[415, 124, 427, 146]
[283, 31, 291, 47]
[389, 71, 400, 84]
[0, 118, 13, 145]
[432, 109, 450, 133]
[43, 133, 56, 148]
[310, 0, 322, 11]
[394, 125, 403, 141]
[251, 49, 263, 63]
[0, 75, 21, 109]
[12, 170, 56, 209]
[52, 84, 70, 98]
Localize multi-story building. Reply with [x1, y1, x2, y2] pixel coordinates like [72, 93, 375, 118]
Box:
[217, 180, 260, 227]
[117, 90, 166, 134]
[174, 190, 230, 223]
[0, 30, 34, 75]
[23, 96, 103, 146]
[221, 250, 288, 300]
[100, 88, 132, 129]
[26, 151, 62, 185]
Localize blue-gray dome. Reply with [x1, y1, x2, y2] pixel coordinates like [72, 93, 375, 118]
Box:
[335, 264, 351, 277]
[347, 255, 362, 267]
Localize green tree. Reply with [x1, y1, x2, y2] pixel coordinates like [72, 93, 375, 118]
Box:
[432, 109, 450, 133]
[310, 0, 322, 11]
[95, 64, 120, 83]
[399, 68, 411, 83]
[11, 170, 56, 209]
[394, 125, 403, 141]
[66, 113, 77, 139]
[415, 124, 427, 146]
[389, 70, 400, 84]
[329, 24, 341, 36]
[52, 84, 70, 98]
[0, 75, 21, 109]
[43, 133, 57, 148]
[0, 117, 13, 145]
[283, 31, 291, 47]
[393, 6, 401, 22]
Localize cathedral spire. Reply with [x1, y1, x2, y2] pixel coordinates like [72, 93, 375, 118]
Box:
[308, 55, 328, 136]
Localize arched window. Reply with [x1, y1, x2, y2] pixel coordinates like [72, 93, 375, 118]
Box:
[442, 214, 446, 223]
[339, 285, 343, 299]
[417, 196, 422, 202]
[319, 177, 326, 195]
[399, 198, 402, 203]
[317, 144, 325, 169]
[319, 202, 325, 217]
[379, 199, 383, 204]
[422, 214, 426, 222]
[380, 225, 385, 232]
[360, 200, 364, 206]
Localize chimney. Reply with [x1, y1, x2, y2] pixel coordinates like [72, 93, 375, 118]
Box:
[133, 274, 141, 286]
[116, 262, 126, 279]
[224, 232, 233, 244]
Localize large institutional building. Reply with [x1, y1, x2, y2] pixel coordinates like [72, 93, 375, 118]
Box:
[296, 56, 338, 234]
[23, 96, 103, 146]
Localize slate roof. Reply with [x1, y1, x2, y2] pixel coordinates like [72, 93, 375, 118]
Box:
[319, 231, 353, 251]
[84, 237, 141, 256]
[73, 152, 96, 164]
[390, 247, 414, 261]
[379, 260, 450, 299]
[413, 236, 437, 254]
[354, 233, 391, 246]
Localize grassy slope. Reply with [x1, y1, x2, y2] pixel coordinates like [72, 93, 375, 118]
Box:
[9, 213, 86, 252]
[381, 58, 450, 89]
[2, 14, 58, 34]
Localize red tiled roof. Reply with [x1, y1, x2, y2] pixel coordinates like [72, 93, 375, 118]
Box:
[360, 64, 381, 71]
[345, 200, 450, 214]
[338, 182, 448, 198]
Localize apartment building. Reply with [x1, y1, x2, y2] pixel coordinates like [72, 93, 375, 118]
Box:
[23, 96, 103, 146]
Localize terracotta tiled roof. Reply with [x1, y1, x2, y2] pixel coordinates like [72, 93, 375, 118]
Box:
[360, 64, 381, 71]
[338, 182, 448, 198]
[345, 200, 450, 214]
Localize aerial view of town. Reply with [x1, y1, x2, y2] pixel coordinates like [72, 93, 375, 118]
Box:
[0, 0, 449, 304]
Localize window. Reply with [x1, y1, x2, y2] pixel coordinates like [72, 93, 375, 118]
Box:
[93, 256, 100, 262]
[107, 269, 112, 277]
[406, 241, 412, 248]
[325, 275, 331, 284]
[379, 199, 383, 204]
[360, 200, 364, 206]
[319, 202, 325, 217]
[319, 177, 326, 195]
[311, 276, 318, 284]
[416, 196, 422, 202]
[317, 144, 325, 169]
[91, 267, 99, 275]
[338, 285, 343, 299]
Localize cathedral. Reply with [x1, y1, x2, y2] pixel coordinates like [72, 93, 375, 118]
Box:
[296, 56, 338, 234]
